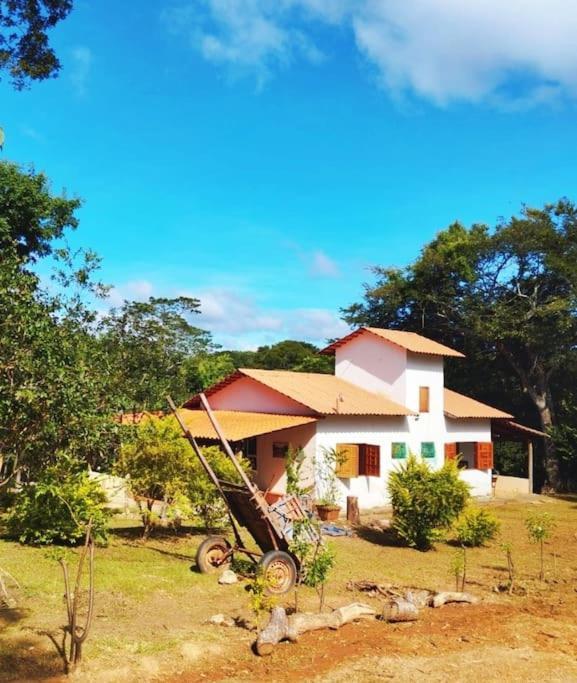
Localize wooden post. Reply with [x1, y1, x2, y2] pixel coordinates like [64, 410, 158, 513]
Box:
[528, 440, 534, 494]
[346, 496, 360, 525]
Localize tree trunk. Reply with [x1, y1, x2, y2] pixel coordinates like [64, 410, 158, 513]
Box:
[346, 496, 360, 525]
[534, 395, 560, 491]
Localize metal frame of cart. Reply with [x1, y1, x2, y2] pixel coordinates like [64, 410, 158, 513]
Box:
[168, 393, 318, 595]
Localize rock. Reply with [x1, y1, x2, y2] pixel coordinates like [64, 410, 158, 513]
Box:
[209, 613, 235, 627]
[218, 569, 238, 585]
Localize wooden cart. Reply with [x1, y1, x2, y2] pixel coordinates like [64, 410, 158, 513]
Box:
[168, 394, 318, 595]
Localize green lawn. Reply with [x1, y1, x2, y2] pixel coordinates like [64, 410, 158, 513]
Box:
[1, 495, 576, 681]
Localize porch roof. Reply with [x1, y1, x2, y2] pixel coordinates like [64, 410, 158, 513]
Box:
[176, 409, 318, 441]
[492, 419, 549, 442]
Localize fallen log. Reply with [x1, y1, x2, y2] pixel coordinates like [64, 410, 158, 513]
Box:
[431, 591, 479, 608]
[380, 598, 419, 622]
[256, 603, 376, 656]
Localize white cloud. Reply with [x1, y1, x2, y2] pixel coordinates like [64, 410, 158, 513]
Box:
[69, 45, 93, 96]
[310, 250, 339, 278]
[107, 280, 154, 307]
[164, 0, 577, 107]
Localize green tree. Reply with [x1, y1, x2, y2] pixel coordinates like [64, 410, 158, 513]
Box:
[344, 202, 577, 491]
[0, 161, 81, 261]
[115, 416, 193, 538]
[98, 296, 214, 410]
[0, 0, 73, 89]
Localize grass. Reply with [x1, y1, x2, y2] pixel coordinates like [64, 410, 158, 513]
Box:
[1, 494, 576, 681]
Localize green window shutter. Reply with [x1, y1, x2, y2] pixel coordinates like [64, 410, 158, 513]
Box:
[392, 442, 407, 459]
[421, 442, 436, 458]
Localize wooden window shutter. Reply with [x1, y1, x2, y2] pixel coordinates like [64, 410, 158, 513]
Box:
[421, 442, 436, 458]
[419, 386, 430, 413]
[474, 442, 494, 470]
[444, 443, 458, 461]
[335, 444, 359, 478]
[392, 442, 407, 459]
[359, 444, 380, 477]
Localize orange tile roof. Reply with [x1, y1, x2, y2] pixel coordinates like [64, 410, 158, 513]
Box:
[322, 327, 465, 358]
[176, 409, 318, 441]
[191, 368, 413, 417]
[444, 389, 513, 419]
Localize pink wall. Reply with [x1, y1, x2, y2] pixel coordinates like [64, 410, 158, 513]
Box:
[255, 422, 317, 494]
[208, 375, 315, 415]
[335, 332, 407, 403]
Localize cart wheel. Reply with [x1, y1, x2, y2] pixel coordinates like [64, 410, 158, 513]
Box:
[196, 536, 232, 574]
[259, 551, 297, 595]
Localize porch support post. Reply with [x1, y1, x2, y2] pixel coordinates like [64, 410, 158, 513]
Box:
[528, 440, 534, 494]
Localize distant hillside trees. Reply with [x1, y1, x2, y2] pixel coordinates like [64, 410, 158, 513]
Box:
[344, 201, 577, 492]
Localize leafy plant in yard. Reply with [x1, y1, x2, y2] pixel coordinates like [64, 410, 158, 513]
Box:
[449, 548, 466, 592]
[115, 416, 193, 538]
[500, 542, 516, 594]
[285, 447, 312, 498]
[290, 519, 335, 612]
[187, 445, 250, 530]
[454, 506, 500, 547]
[247, 570, 277, 633]
[388, 454, 470, 551]
[525, 511, 556, 580]
[7, 454, 109, 545]
[315, 447, 347, 508]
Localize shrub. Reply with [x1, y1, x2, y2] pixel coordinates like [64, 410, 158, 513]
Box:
[8, 455, 109, 545]
[115, 416, 193, 538]
[454, 506, 500, 547]
[188, 446, 250, 530]
[388, 454, 470, 550]
[525, 511, 556, 580]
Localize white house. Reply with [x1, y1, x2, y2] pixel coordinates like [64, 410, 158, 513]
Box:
[180, 328, 543, 509]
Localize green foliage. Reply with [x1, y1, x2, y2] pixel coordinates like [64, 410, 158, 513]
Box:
[224, 340, 333, 374]
[525, 511, 556, 580]
[454, 506, 500, 547]
[449, 548, 465, 592]
[0, 1, 73, 89]
[247, 569, 277, 630]
[388, 455, 470, 550]
[187, 445, 249, 530]
[289, 519, 335, 611]
[115, 417, 193, 537]
[192, 352, 236, 390]
[7, 455, 109, 545]
[285, 447, 311, 498]
[315, 447, 346, 507]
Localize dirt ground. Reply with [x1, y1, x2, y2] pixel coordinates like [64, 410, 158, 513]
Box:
[1, 495, 577, 682]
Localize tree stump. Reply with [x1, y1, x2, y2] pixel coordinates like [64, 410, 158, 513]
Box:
[346, 496, 360, 525]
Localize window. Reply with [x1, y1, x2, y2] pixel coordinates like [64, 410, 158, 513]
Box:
[421, 442, 436, 458]
[475, 442, 494, 470]
[272, 441, 289, 459]
[335, 443, 359, 478]
[445, 442, 457, 461]
[240, 437, 257, 470]
[419, 386, 430, 413]
[359, 444, 381, 477]
[392, 442, 407, 459]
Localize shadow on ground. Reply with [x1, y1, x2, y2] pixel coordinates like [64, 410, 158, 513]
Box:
[354, 525, 406, 548]
[0, 632, 64, 682]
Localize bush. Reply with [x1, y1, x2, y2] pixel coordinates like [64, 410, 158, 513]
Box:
[388, 454, 470, 550]
[188, 446, 250, 530]
[8, 455, 109, 545]
[454, 506, 500, 547]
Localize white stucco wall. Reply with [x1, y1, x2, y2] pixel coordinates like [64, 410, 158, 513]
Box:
[335, 333, 407, 404]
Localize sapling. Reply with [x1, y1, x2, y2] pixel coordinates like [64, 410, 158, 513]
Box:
[500, 542, 515, 594]
[449, 548, 466, 592]
[290, 519, 335, 612]
[247, 570, 276, 633]
[525, 512, 556, 581]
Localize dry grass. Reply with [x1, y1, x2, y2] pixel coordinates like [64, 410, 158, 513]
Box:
[0, 494, 576, 682]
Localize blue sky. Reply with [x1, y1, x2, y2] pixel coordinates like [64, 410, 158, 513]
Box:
[2, 1, 577, 349]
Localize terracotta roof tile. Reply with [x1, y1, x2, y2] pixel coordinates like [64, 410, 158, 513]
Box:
[444, 388, 513, 419]
[176, 409, 318, 441]
[322, 327, 465, 357]
[185, 369, 414, 417]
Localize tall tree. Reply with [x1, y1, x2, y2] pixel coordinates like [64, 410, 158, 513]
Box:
[0, 0, 73, 89]
[344, 201, 577, 491]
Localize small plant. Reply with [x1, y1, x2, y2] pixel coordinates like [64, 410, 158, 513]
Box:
[315, 447, 347, 508]
[454, 506, 500, 547]
[525, 511, 556, 580]
[388, 454, 470, 550]
[285, 447, 311, 498]
[8, 454, 109, 545]
[290, 519, 335, 612]
[449, 548, 466, 592]
[500, 541, 515, 594]
[247, 569, 277, 633]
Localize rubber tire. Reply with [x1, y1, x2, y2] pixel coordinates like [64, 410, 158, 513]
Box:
[259, 550, 298, 595]
[196, 536, 232, 574]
